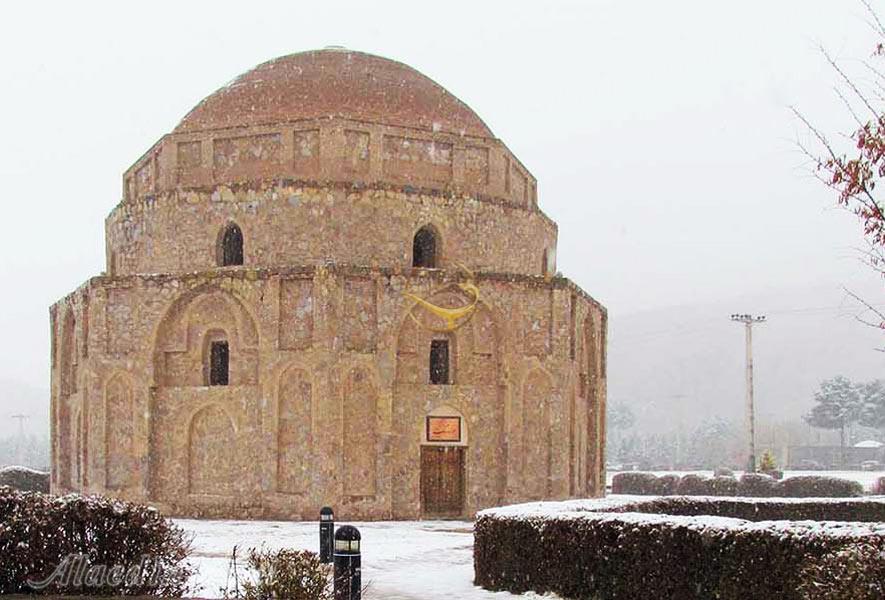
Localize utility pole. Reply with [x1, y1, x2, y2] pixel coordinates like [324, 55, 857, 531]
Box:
[11, 414, 28, 436]
[671, 394, 686, 469]
[730, 314, 766, 473]
[10, 414, 29, 466]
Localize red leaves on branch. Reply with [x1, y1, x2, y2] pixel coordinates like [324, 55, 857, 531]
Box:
[819, 113, 885, 249]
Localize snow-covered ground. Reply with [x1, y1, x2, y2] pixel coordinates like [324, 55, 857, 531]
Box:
[179, 518, 559, 600]
[606, 470, 885, 491]
[180, 471, 884, 598]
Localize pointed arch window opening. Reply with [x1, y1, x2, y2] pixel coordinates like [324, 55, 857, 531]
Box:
[219, 223, 244, 267]
[412, 226, 439, 269]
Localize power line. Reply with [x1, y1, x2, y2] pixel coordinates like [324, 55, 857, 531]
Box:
[611, 301, 885, 347]
[766, 302, 885, 316]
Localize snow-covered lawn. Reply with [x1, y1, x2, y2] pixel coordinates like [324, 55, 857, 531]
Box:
[606, 470, 885, 491]
[179, 518, 558, 600]
[179, 471, 885, 599]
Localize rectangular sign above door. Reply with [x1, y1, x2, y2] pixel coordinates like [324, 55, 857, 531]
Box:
[426, 416, 461, 442]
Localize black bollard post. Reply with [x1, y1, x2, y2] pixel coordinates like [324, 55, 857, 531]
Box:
[319, 506, 334, 564]
[333, 525, 361, 600]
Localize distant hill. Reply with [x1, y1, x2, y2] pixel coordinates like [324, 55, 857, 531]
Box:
[0, 282, 881, 444]
[608, 282, 884, 434]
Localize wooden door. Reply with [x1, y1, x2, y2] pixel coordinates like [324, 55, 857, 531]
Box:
[420, 446, 465, 516]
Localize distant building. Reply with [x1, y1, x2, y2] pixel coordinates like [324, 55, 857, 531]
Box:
[787, 444, 883, 469]
[50, 49, 607, 519]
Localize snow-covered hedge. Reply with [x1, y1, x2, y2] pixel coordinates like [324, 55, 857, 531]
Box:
[710, 474, 739, 496]
[798, 540, 885, 599]
[611, 471, 864, 497]
[474, 496, 885, 600]
[780, 475, 865, 498]
[737, 472, 780, 496]
[0, 486, 193, 596]
[0, 465, 49, 493]
[610, 471, 658, 495]
[609, 495, 885, 522]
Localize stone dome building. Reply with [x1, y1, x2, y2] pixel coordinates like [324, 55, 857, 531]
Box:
[50, 48, 607, 519]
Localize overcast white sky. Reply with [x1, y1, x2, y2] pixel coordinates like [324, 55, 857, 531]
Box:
[0, 0, 882, 408]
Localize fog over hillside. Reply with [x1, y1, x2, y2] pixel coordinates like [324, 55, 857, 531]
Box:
[608, 280, 884, 435]
[4, 279, 882, 443]
[0, 379, 49, 439]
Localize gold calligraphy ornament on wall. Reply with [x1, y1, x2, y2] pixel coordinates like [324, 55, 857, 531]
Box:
[403, 263, 480, 333]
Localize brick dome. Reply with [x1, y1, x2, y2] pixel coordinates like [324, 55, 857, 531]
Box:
[174, 48, 494, 138]
[116, 49, 545, 278]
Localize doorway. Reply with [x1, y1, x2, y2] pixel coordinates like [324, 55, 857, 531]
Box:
[420, 446, 465, 517]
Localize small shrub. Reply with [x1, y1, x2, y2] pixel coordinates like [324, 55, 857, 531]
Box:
[797, 541, 885, 600]
[873, 476, 885, 495]
[780, 476, 863, 498]
[676, 474, 711, 496]
[228, 547, 332, 600]
[654, 474, 680, 495]
[709, 475, 738, 496]
[759, 449, 778, 472]
[738, 473, 778, 497]
[611, 472, 658, 495]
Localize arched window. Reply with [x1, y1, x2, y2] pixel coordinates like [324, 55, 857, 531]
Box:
[412, 225, 438, 268]
[219, 223, 244, 267]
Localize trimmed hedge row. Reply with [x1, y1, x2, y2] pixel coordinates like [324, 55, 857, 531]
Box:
[797, 540, 885, 599]
[474, 496, 885, 600]
[609, 496, 885, 522]
[0, 486, 193, 596]
[612, 471, 864, 497]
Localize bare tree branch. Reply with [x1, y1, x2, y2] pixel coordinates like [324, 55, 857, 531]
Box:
[860, 0, 885, 38]
[844, 287, 885, 335]
[861, 59, 885, 83]
[834, 86, 866, 128]
[820, 45, 881, 120]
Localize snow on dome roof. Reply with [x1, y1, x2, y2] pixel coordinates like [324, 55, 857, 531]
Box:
[854, 439, 883, 448]
[174, 49, 494, 138]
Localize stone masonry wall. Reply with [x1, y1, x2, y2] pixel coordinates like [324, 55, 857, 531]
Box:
[122, 117, 536, 210]
[50, 267, 605, 520]
[105, 183, 556, 278]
